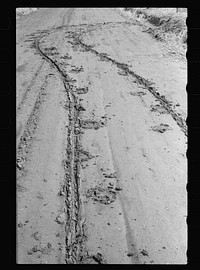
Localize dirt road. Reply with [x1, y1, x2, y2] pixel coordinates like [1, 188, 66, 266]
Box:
[16, 8, 187, 264]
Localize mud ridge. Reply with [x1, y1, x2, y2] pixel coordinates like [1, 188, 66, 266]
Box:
[34, 35, 87, 263]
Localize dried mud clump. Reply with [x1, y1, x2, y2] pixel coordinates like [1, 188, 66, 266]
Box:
[151, 123, 172, 133]
[86, 186, 117, 205]
[140, 249, 149, 256]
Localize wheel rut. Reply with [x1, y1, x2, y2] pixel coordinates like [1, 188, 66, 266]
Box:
[17, 11, 187, 264]
[27, 20, 187, 263]
[32, 21, 187, 136]
[66, 31, 187, 136]
[32, 30, 88, 264]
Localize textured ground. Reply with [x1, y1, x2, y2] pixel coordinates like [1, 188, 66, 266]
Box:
[16, 8, 187, 264]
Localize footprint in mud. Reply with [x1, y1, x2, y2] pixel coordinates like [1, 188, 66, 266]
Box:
[86, 186, 117, 205]
[31, 231, 42, 241]
[79, 149, 94, 162]
[99, 53, 110, 62]
[27, 243, 53, 255]
[43, 46, 59, 56]
[151, 123, 172, 133]
[75, 87, 89, 94]
[64, 76, 76, 84]
[150, 104, 167, 114]
[75, 103, 86, 112]
[80, 253, 106, 264]
[103, 172, 117, 178]
[81, 119, 106, 130]
[60, 53, 72, 60]
[130, 91, 146, 97]
[105, 103, 111, 108]
[140, 249, 149, 256]
[118, 70, 129, 76]
[69, 66, 84, 73]
[55, 213, 66, 225]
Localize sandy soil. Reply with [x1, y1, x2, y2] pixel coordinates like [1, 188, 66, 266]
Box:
[16, 8, 187, 264]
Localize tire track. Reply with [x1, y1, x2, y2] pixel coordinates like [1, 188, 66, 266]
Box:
[17, 28, 56, 115]
[17, 10, 74, 154]
[35, 25, 109, 263]
[17, 60, 45, 113]
[33, 21, 187, 263]
[34, 28, 88, 263]
[64, 30, 187, 136]
[17, 73, 50, 168]
[17, 10, 74, 124]
[17, 29, 86, 265]
[17, 12, 186, 263]
[17, 9, 86, 264]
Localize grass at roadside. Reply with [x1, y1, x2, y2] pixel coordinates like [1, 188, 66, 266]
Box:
[122, 8, 187, 58]
[16, 8, 39, 19]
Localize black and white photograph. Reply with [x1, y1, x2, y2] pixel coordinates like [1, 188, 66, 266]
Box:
[16, 7, 187, 264]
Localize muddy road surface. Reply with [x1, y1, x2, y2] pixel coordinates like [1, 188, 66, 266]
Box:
[16, 8, 187, 264]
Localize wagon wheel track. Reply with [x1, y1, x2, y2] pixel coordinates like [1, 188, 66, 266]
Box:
[17, 8, 187, 264]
